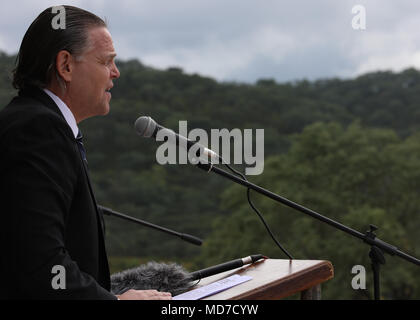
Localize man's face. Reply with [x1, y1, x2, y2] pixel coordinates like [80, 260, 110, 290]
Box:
[69, 27, 120, 122]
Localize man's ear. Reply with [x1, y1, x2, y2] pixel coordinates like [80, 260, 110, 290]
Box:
[55, 50, 74, 82]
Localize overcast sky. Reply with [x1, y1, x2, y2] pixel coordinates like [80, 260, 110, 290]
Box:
[1, 0, 420, 83]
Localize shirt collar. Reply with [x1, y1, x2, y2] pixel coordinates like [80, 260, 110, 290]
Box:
[43, 88, 79, 139]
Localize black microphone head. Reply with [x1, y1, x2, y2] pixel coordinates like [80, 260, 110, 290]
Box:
[135, 116, 157, 138]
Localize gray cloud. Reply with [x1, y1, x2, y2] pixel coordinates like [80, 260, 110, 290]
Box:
[1, 0, 420, 83]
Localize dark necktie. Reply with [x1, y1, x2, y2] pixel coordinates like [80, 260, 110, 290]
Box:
[75, 130, 106, 235]
[76, 130, 88, 164]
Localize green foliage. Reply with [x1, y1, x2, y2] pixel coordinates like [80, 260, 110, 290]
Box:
[0, 52, 16, 107]
[1, 51, 420, 298]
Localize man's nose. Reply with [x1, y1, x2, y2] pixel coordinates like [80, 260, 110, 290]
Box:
[111, 62, 120, 79]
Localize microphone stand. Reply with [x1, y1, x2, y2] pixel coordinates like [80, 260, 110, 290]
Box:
[98, 205, 203, 246]
[194, 162, 420, 299]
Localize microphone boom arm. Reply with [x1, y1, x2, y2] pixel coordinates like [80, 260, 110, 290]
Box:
[194, 162, 420, 266]
[98, 205, 203, 246]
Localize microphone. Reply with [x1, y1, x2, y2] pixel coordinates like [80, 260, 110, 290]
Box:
[188, 254, 266, 281]
[111, 261, 194, 296]
[134, 116, 219, 160]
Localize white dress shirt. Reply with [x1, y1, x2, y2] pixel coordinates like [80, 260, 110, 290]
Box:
[43, 88, 79, 139]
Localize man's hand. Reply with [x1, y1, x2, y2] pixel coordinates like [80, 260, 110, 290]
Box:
[116, 289, 172, 300]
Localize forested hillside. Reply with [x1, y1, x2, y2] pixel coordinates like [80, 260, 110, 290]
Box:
[1, 51, 419, 299]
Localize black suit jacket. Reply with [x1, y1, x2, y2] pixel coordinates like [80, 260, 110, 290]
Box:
[0, 86, 116, 299]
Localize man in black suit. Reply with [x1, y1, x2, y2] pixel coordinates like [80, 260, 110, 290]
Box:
[0, 6, 171, 300]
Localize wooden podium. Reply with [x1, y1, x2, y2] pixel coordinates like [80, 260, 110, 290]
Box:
[197, 259, 334, 300]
